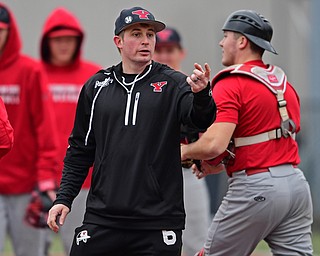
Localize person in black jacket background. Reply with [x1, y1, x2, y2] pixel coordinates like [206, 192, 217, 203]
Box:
[47, 6, 215, 256]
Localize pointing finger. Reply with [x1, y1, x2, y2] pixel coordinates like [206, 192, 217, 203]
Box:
[204, 63, 211, 79]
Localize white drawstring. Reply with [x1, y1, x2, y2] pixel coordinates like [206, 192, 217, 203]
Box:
[85, 77, 112, 146]
[84, 65, 152, 145]
[113, 65, 152, 125]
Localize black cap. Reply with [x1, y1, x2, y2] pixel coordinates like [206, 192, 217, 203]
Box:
[0, 6, 10, 29]
[222, 10, 277, 54]
[114, 6, 165, 35]
[156, 27, 182, 48]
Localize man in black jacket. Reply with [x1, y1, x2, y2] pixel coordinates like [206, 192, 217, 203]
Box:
[47, 6, 216, 256]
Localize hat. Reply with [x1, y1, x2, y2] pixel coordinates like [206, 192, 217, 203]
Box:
[156, 27, 182, 48]
[114, 6, 165, 35]
[0, 6, 10, 29]
[48, 28, 81, 38]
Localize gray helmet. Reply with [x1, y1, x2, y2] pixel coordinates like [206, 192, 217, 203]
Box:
[222, 10, 277, 54]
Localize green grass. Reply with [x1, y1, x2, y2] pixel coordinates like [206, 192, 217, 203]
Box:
[254, 230, 320, 256]
[4, 229, 320, 256]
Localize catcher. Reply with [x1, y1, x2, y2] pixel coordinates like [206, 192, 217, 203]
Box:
[182, 9, 313, 256]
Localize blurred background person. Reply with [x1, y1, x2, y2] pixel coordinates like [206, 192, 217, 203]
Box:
[39, 7, 102, 255]
[154, 27, 210, 256]
[0, 96, 13, 158]
[0, 3, 58, 256]
[154, 27, 186, 72]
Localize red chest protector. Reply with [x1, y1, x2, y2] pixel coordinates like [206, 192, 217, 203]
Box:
[206, 64, 296, 166]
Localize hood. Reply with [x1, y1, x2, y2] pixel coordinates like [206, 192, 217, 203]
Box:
[40, 7, 84, 64]
[0, 3, 21, 69]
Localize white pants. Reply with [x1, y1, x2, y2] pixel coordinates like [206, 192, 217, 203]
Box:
[182, 168, 210, 256]
[204, 165, 313, 256]
[0, 194, 46, 256]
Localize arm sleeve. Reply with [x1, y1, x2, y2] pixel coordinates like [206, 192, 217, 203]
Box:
[180, 82, 216, 132]
[191, 83, 216, 130]
[0, 97, 14, 159]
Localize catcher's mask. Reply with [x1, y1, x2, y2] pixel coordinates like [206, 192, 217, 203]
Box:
[222, 10, 277, 54]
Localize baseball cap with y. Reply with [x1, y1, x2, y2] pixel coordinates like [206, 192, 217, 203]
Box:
[156, 27, 182, 49]
[114, 6, 165, 35]
[0, 6, 10, 29]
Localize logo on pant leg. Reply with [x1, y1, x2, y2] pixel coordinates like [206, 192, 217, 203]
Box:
[254, 196, 266, 202]
[162, 230, 176, 245]
[76, 230, 91, 245]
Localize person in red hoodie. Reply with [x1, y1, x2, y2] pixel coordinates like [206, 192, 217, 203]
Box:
[0, 96, 13, 158]
[40, 7, 101, 255]
[0, 3, 59, 256]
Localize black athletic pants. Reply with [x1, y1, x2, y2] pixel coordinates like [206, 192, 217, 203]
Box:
[70, 223, 182, 256]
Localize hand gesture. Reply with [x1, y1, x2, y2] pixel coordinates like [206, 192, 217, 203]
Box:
[187, 63, 211, 93]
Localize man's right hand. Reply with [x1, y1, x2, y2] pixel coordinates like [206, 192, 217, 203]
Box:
[47, 203, 70, 233]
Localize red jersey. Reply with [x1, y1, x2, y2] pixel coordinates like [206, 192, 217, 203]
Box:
[40, 7, 102, 188]
[212, 60, 300, 176]
[0, 3, 59, 194]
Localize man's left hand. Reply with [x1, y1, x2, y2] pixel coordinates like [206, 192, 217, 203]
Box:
[187, 63, 211, 93]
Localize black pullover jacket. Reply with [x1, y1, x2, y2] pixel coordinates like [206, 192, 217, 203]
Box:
[54, 61, 216, 230]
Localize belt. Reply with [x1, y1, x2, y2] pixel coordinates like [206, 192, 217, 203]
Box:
[232, 164, 298, 177]
[245, 168, 269, 176]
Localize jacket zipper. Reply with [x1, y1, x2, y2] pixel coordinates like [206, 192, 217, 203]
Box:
[113, 65, 152, 126]
[125, 91, 132, 126]
[132, 92, 140, 125]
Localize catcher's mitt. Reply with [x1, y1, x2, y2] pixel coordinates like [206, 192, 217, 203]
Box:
[24, 189, 53, 228]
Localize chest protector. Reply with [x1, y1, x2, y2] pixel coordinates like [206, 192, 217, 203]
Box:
[213, 64, 296, 147]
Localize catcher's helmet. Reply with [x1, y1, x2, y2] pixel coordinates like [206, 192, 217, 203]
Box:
[222, 10, 277, 54]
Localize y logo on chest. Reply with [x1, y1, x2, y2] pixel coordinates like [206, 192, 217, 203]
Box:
[150, 81, 167, 92]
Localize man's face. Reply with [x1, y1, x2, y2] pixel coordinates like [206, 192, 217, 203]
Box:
[0, 28, 9, 55]
[114, 23, 156, 66]
[153, 44, 185, 71]
[219, 31, 239, 67]
[48, 36, 78, 66]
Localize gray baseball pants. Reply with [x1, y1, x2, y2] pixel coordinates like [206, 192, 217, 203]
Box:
[0, 194, 46, 256]
[204, 164, 313, 256]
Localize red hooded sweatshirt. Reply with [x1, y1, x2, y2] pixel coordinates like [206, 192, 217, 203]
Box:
[0, 96, 13, 158]
[40, 7, 101, 188]
[0, 3, 59, 194]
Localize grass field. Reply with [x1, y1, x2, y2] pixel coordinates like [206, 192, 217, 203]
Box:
[3, 230, 320, 256]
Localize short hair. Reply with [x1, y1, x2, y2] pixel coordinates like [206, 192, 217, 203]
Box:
[233, 32, 264, 56]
